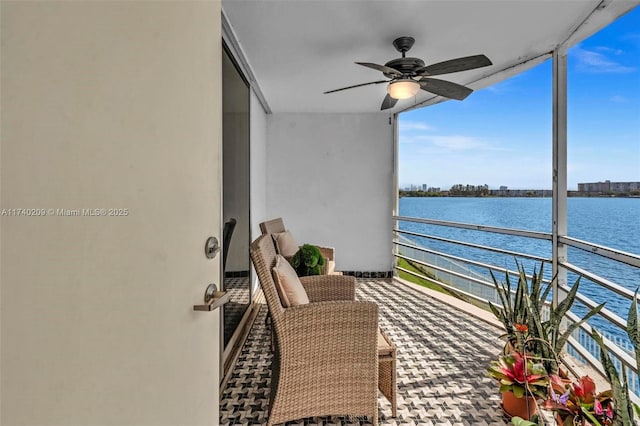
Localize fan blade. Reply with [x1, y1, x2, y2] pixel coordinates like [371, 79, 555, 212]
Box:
[381, 93, 398, 110]
[324, 80, 387, 94]
[356, 62, 402, 76]
[416, 54, 492, 76]
[419, 78, 473, 100]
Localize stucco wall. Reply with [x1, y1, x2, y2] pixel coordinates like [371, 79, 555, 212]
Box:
[266, 113, 394, 272]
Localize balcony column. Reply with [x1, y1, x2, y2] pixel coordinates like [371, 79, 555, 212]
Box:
[392, 113, 400, 274]
[552, 46, 568, 309]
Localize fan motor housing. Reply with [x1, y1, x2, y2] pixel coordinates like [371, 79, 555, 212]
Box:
[384, 57, 425, 77]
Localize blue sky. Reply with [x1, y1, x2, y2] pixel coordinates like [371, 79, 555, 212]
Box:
[399, 7, 640, 191]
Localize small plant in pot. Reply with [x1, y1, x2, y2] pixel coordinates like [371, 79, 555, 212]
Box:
[289, 244, 326, 276]
[544, 374, 614, 426]
[488, 261, 604, 374]
[588, 288, 640, 425]
[487, 351, 549, 420]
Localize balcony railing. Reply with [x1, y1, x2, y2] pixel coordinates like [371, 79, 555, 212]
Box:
[392, 214, 640, 399]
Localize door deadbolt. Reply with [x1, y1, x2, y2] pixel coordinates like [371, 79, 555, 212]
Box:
[205, 236, 220, 259]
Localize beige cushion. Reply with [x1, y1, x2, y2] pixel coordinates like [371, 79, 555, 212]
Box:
[324, 260, 336, 275]
[272, 230, 299, 258]
[377, 329, 395, 357]
[272, 255, 309, 307]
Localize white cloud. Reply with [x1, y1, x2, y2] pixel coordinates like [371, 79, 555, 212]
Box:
[594, 46, 624, 55]
[399, 132, 512, 153]
[398, 133, 429, 144]
[427, 135, 486, 151]
[400, 120, 434, 131]
[610, 95, 628, 103]
[572, 45, 635, 73]
[399, 133, 482, 149]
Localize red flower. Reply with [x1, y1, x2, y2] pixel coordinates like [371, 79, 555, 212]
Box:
[514, 323, 528, 333]
[501, 353, 545, 384]
[594, 399, 603, 415]
[572, 376, 596, 402]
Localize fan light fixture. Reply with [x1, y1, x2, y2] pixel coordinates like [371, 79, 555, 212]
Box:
[387, 79, 420, 99]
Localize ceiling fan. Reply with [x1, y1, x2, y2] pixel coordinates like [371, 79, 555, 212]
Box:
[324, 36, 492, 110]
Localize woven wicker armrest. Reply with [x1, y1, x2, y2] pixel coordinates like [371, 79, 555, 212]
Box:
[316, 245, 335, 261]
[299, 274, 355, 302]
[282, 300, 378, 361]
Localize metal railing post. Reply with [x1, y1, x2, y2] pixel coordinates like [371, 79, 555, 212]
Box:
[552, 47, 568, 310]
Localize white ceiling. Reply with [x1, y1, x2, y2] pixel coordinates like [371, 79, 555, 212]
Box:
[222, 0, 638, 114]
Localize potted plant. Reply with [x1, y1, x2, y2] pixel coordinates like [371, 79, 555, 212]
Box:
[289, 244, 326, 276]
[589, 288, 640, 425]
[545, 375, 614, 425]
[488, 261, 604, 374]
[487, 351, 549, 420]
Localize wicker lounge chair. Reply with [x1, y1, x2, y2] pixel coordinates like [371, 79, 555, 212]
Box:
[259, 217, 339, 275]
[250, 234, 379, 425]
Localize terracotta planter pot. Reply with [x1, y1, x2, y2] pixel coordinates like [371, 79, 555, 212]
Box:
[501, 391, 537, 420]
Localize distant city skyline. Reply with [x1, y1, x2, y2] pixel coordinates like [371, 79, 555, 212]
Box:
[399, 7, 640, 191]
[399, 180, 640, 192]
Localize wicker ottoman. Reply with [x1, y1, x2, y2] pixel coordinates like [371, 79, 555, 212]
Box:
[377, 328, 397, 417]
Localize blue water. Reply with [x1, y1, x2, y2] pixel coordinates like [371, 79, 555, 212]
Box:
[398, 197, 640, 342]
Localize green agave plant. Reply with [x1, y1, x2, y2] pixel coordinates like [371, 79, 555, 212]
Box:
[488, 261, 604, 374]
[592, 288, 640, 426]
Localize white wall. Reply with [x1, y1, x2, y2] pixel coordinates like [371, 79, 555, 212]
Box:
[266, 113, 394, 272]
[1, 2, 222, 425]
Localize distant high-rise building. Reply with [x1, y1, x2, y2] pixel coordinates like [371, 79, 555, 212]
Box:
[422, 184, 427, 191]
[578, 180, 640, 193]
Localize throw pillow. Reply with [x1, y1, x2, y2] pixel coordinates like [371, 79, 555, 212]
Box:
[272, 230, 299, 258]
[272, 254, 310, 307]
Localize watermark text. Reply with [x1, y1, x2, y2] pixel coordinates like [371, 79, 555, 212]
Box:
[1, 208, 129, 217]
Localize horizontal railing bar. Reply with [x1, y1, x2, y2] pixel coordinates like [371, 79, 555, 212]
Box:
[394, 229, 550, 263]
[396, 240, 634, 364]
[394, 215, 552, 241]
[565, 311, 637, 371]
[391, 214, 640, 387]
[566, 335, 607, 376]
[395, 266, 494, 306]
[559, 284, 629, 332]
[395, 239, 552, 285]
[394, 253, 498, 293]
[397, 243, 628, 333]
[560, 235, 640, 268]
[395, 241, 559, 310]
[399, 263, 638, 373]
[560, 261, 637, 302]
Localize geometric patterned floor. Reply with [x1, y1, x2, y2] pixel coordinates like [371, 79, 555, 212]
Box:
[220, 279, 510, 425]
[224, 276, 251, 346]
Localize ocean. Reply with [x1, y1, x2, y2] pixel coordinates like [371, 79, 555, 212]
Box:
[397, 196, 640, 343]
